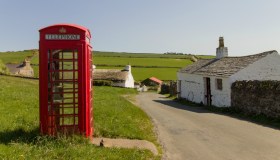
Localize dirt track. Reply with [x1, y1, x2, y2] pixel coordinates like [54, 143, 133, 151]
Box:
[135, 92, 280, 160]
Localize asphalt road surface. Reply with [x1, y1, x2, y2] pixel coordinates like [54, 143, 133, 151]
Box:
[135, 92, 280, 160]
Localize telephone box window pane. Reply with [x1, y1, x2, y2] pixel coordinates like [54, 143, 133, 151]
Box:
[47, 49, 79, 133]
[216, 79, 223, 90]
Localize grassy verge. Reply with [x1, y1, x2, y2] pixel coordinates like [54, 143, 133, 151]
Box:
[94, 86, 157, 141]
[0, 76, 161, 159]
[175, 98, 280, 129]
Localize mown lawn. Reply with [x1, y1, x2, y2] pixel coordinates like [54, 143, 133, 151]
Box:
[0, 76, 160, 159]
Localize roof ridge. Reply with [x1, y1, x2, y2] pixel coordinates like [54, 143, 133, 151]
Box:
[224, 50, 277, 58]
[179, 50, 278, 77]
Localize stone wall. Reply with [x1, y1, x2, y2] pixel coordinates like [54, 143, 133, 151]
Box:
[231, 80, 280, 118]
[169, 81, 177, 96]
[160, 81, 177, 96]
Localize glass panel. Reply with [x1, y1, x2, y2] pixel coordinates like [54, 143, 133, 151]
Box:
[47, 49, 79, 133]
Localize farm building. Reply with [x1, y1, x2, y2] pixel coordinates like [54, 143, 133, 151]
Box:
[177, 37, 280, 107]
[93, 65, 134, 88]
[6, 59, 34, 77]
[142, 77, 163, 86]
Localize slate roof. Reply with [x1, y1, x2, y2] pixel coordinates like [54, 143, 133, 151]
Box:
[179, 50, 276, 77]
[6, 63, 21, 74]
[93, 69, 129, 81]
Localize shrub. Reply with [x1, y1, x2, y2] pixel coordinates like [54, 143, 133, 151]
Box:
[0, 59, 9, 75]
[160, 84, 170, 94]
[93, 80, 113, 86]
[148, 86, 159, 91]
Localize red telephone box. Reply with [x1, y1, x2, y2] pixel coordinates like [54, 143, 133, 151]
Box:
[39, 24, 93, 138]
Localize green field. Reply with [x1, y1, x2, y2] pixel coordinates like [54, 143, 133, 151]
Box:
[0, 76, 160, 159]
[0, 50, 35, 64]
[99, 66, 180, 80]
[0, 50, 214, 80]
[94, 51, 214, 59]
[93, 52, 193, 81]
[94, 56, 192, 68]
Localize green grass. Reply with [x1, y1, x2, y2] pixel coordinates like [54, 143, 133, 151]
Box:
[99, 66, 179, 81]
[1, 50, 212, 80]
[0, 50, 35, 64]
[94, 51, 214, 59]
[132, 68, 179, 81]
[0, 76, 160, 159]
[32, 51, 192, 80]
[0, 59, 9, 75]
[32, 65, 39, 78]
[94, 87, 157, 141]
[93, 56, 192, 68]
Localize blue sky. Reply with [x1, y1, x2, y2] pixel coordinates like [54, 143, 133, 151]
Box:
[0, 0, 280, 56]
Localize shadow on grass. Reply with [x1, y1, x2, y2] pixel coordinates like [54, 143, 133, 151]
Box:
[0, 128, 39, 144]
[154, 96, 280, 130]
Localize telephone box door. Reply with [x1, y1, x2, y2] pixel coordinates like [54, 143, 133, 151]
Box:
[46, 48, 81, 135]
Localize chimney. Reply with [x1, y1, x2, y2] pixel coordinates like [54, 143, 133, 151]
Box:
[216, 37, 228, 59]
[23, 59, 31, 67]
[92, 65, 96, 72]
[124, 65, 131, 72]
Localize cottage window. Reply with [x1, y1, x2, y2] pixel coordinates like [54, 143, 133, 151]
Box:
[216, 79, 223, 90]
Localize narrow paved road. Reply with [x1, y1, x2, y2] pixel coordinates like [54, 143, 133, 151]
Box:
[135, 92, 280, 160]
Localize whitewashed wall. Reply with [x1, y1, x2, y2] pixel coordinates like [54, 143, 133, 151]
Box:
[177, 72, 231, 107]
[210, 77, 231, 107]
[230, 52, 280, 83]
[177, 72, 205, 104]
[112, 65, 135, 88]
[177, 52, 280, 108]
[125, 72, 135, 88]
[112, 73, 134, 88]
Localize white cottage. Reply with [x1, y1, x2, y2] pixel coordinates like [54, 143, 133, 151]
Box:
[93, 65, 135, 88]
[177, 37, 280, 107]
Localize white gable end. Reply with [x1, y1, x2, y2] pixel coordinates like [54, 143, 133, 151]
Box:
[230, 51, 280, 83]
[125, 72, 135, 88]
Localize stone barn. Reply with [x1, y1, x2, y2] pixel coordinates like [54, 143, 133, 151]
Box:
[142, 77, 163, 86]
[6, 59, 34, 77]
[177, 37, 280, 107]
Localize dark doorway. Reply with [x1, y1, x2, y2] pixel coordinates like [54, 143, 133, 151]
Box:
[205, 77, 212, 106]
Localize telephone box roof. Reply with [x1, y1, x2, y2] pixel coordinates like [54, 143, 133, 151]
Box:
[39, 23, 91, 38]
